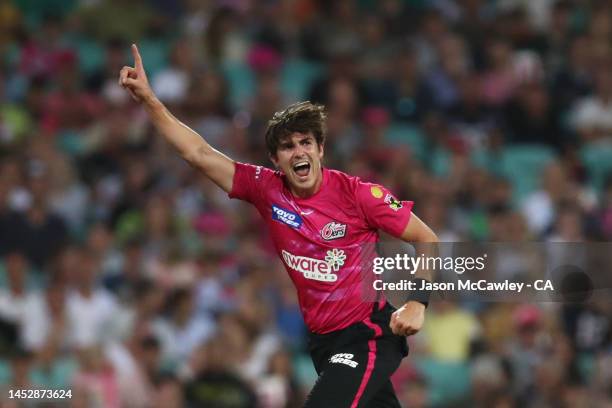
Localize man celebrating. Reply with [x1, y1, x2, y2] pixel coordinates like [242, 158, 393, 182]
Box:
[120, 44, 438, 407]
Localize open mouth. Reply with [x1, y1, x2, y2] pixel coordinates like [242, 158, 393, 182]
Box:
[292, 161, 311, 179]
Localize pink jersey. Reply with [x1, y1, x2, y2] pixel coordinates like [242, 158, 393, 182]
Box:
[229, 162, 414, 334]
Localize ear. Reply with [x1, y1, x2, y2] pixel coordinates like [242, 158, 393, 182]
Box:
[269, 152, 279, 169]
[318, 143, 325, 159]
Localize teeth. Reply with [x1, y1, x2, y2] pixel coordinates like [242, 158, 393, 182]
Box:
[293, 161, 309, 170]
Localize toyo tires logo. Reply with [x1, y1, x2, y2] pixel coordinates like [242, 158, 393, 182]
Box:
[281, 249, 346, 282]
[272, 205, 303, 229]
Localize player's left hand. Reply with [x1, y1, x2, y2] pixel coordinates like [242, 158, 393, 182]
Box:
[390, 301, 425, 336]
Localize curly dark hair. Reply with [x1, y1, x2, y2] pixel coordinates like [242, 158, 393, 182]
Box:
[265, 101, 327, 155]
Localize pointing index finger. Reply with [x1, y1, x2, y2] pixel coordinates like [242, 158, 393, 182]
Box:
[132, 44, 143, 71]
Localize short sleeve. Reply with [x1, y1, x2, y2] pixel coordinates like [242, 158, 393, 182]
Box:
[228, 162, 275, 206]
[355, 182, 414, 238]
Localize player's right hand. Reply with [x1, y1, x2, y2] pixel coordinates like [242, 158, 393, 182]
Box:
[119, 44, 154, 104]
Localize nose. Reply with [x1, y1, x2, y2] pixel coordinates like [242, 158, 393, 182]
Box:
[293, 144, 307, 158]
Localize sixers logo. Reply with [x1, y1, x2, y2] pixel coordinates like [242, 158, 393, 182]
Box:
[321, 222, 347, 241]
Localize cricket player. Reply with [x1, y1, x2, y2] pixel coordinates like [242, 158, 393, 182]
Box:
[120, 44, 437, 407]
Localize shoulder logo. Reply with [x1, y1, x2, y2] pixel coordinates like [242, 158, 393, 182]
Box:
[371, 186, 383, 199]
[321, 222, 346, 241]
[272, 205, 303, 228]
[384, 194, 403, 211]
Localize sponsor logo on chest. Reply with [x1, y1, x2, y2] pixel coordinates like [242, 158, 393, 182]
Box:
[272, 205, 303, 229]
[281, 249, 346, 282]
[320, 222, 347, 241]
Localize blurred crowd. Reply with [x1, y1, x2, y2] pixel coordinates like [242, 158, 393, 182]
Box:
[1, 0, 612, 407]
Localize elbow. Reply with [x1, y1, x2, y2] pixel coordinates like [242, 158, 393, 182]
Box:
[183, 145, 210, 170]
[420, 229, 439, 243]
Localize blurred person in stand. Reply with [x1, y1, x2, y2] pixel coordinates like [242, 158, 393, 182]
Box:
[358, 14, 399, 108]
[503, 81, 564, 149]
[0, 349, 35, 408]
[64, 247, 124, 349]
[570, 64, 612, 143]
[386, 45, 432, 123]
[23, 280, 78, 390]
[183, 334, 257, 408]
[395, 369, 429, 408]
[72, 346, 121, 408]
[17, 14, 73, 81]
[1, 159, 68, 269]
[504, 304, 550, 404]
[479, 34, 519, 109]
[597, 176, 612, 240]
[102, 238, 148, 302]
[317, 77, 363, 169]
[256, 348, 304, 408]
[86, 38, 130, 93]
[105, 324, 163, 408]
[152, 287, 215, 370]
[0, 251, 37, 329]
[41, 51, 104, 133]
[470, 354, 513, 408]
[182, 69, 234, 150]
[423, 33, 470, 111]
[446, 72, 497, 149]
[412, 9, 452, 74]
[551, 34, 594, 115]
[521, 161, 571, 237]
[152, 39, 196, 107]
[421, 300, 481, 364]
[152, 374, 185, 408]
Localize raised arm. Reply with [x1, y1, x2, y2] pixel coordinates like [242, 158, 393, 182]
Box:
[119, 44, 235, 192]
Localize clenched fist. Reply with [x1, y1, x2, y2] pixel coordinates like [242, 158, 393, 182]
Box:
[118, 44, 154, 104]
[389, 301, 425, 336]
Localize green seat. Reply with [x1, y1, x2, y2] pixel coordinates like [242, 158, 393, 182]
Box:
[64, 36, 105, 75]
[221, 61, 255, 110]
[580, 143, 612, 192]
[430, 147, 451, 177]
[0, 359, 10, 385]
[385, 123, 427, 162]
[499, 145, 556, 202]
[138, 39, 171, 78]
[292, 353, 317, 389]
[415, 358, 471, 406]
[281, 59, 324, 101]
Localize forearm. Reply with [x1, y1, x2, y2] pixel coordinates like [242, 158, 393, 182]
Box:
[413, 234, 439, 282]
[143, 95, 214, 163]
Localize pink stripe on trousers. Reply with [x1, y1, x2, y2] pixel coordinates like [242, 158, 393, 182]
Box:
[351, 318, 382, 407]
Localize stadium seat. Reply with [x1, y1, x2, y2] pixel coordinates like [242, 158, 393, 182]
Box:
[385, 123, 427, 162]
[415, 358, 471, 406]
[499, 145, 557, 202]
[281, 59, 324, 102]
[221, 61, 256, 110]
[580, 143, 612, 192]
[65, 36, 105, 75]
[137, 39, 171, 78]
[430, 147, 451, 177]
[292, 353, 318, 389]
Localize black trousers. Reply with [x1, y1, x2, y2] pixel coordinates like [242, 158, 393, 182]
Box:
[304, 302, 408, 408]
